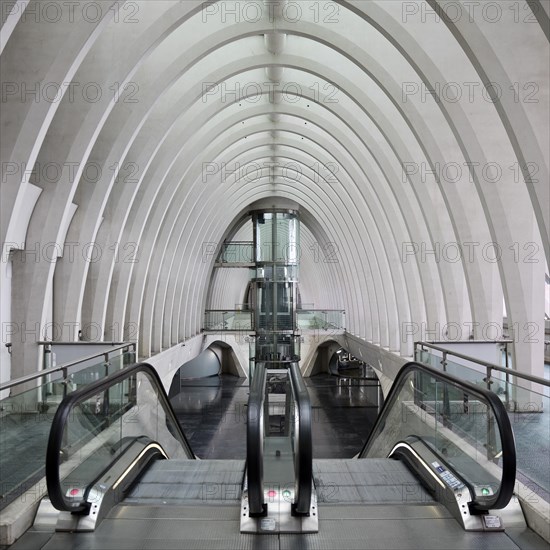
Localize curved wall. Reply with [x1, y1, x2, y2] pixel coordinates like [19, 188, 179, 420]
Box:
[1, 0, 547, 384]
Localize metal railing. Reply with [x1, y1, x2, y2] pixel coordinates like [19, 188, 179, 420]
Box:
[203, 310, 253, 331]
[415, 341, 549, 502]
[296, 310, 345, 330]
[46, 363, 194, 514]
[216, 241, 255, 264]
[414, 341, 549, 390]
[288, 362, 313, 515]
[0, 342, 136, 393]
[0, 342, 137, 511]
[203, 310, 346, 332]
[361, 361, 516, 512]
[246, 362, 313, 517]
[246, 364, 267, 516]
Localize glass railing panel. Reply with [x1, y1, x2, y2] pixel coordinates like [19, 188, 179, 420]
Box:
[418, 351, 549, 497]
[51, 368, 192, 509]
[296, 310, 344, 330]
[443, 358, 489, 390]
[431, 377, 502, 489]
[325, 310, 344, 329]
[500, 380, 549, 496]
[0, 378, 67, 507]
[204, 310, 253, 331]
[41, 352, 134, 404]
[69, 351, 133, 391]
[0, 351, 136, 509]
[296, 311, 320, 329]
[416, 349, 440, 370]
[364, 366, 510, 507]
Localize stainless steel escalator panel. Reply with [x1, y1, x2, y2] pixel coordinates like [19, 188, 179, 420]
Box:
[18, 502, 522, 550]
[280, 512, 522, 550]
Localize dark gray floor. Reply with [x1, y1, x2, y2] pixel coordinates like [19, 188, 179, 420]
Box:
[170, 376, 249, 458]
[170, 374, 379, 460]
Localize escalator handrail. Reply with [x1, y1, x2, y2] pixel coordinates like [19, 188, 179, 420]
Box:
[359, 361, 516, 511]
[46, 362, 194, 513]
[288, 362, 313, 515]
[246, 364, 267, 516]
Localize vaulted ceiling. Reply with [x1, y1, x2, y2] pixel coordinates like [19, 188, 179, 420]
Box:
[1, 0, 548, 379]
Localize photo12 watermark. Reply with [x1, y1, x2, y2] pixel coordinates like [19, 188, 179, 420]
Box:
[2, 1, 140, 24]
[202, 81, 340, 104]
[401, 241, 540, 265]
[2, 321, 139, 344]
[402, 81, 539, 105]
[402, 1, 542, 24]
[401, 320, 541, 343]
[402, 161, 539, 185]
[201, 159, 340, 185]
[2, 160, 141, 185]
[201, 241, 340, 264]
[2, 80, 139, 104]
[201, 1, 340, 24]
[2, 241, 140, 264]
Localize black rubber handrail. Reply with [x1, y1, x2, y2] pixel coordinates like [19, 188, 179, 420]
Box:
[288, 362, 313, 515]
[46, 362, 194, 513]
[246, 365, 267, 516]
[360, 361, 516, 511]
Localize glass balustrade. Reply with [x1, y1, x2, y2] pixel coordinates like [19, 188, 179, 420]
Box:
[49, 367, 191, 511]
[0, 350, 134, 510]
[203, 310, 253, 331]
[416, 349, 549, 498]
[296, 310, 345, 330]
[362, 363, 515, 510]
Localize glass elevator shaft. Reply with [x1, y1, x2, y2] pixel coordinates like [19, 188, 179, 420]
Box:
[250, 210, 300, 364]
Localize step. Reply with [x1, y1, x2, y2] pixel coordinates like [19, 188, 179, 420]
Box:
[124, 459, 245, 506]
[313, 458, 434, 504]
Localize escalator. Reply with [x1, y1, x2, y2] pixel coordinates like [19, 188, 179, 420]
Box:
[310, 362, 528, 549]
[10, 361, 545, 549]
[242, 361, 317, 533]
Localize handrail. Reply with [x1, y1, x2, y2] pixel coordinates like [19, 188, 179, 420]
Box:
[204, 309, 253, 312]
[296, 309, 345, 312]
[288, 362, 313, 515]
[247, 364, 267, 516]
[37, 341, 131, 346]
[0, 342, 136, 392]
[415, 341, 549, 387]
[360, 361, 516, 511]
[46, 362, 193, 513]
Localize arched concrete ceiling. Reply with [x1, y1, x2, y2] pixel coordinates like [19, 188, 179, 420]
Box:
[1, 0, 548, 379]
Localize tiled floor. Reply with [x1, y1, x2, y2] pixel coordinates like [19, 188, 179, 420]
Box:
[170, 374, 380, 460]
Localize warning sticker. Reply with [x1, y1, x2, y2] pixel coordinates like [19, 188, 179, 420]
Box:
[483, 516, 502, 529]
[260, 518, 277, 531]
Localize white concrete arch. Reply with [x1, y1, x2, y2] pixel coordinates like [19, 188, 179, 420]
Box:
[1, 0, 546, 383]
[147, 129, 380, 348]
[70, 40, 492, 354]
[47, 27, 464, 350]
